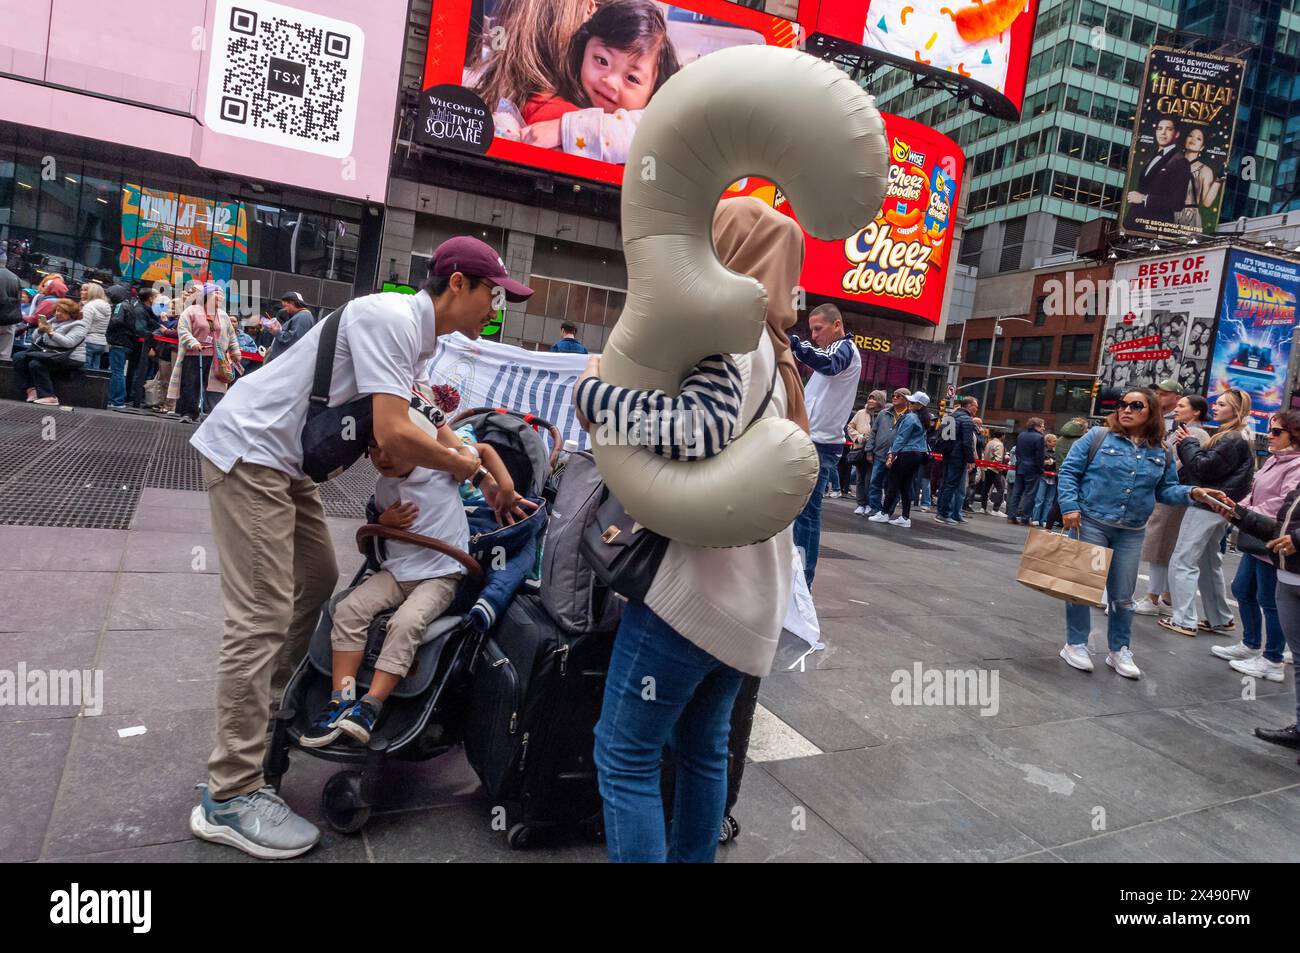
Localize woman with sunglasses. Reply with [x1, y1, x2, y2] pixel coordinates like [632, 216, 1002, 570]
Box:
[1205, 412, 1300, 683]
[1057, 388, 1221, 679]
[1158, 388, 1255, 638]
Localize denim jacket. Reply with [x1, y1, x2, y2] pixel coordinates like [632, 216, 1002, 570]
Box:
[1056, 427, 1192, 528]
[890, 410, 930, 455]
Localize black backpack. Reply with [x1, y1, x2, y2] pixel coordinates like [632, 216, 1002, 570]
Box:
[933, 413, 958, 456]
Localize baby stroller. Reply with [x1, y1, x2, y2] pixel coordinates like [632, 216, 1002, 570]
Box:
[264, 407, 560, 833]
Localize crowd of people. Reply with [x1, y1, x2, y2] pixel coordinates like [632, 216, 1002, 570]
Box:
[809, 366, 1300, 753]
[0, 248, 317, 418]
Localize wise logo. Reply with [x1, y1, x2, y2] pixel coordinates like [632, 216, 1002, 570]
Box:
[381, 281, 502, 337]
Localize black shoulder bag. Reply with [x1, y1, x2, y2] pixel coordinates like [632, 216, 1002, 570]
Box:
[300, 307, 374, 483]
[580, 357, 780, 603]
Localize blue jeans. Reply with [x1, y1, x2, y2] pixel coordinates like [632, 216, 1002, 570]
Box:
[1032, 480, 1057, 525]
[794, 443, 841, 588]
[1009, 471, 1040, 522]
[1232, 556, 1285, 662]
[913, 469, 932, 507]
[84, 342, 107, 371]
[937, 458, 967, 520]
[108, 345, 130, 406]
[867, 457, 889, 511]
[827, 453, 841, 493]
[1065, 516, 1145, 652]
[593, 601, 744, 863]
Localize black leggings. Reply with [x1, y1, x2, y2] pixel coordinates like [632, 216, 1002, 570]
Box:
[883, 451, 928, 519]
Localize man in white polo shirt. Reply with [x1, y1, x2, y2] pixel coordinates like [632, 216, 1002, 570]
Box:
[188, 236, 533, 860]
[788, 302, 861, 588]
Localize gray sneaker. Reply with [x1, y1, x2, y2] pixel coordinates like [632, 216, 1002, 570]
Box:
[190, 783, 321, 859]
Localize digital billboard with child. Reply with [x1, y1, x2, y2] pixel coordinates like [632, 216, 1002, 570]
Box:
[422, 0, 798, 184]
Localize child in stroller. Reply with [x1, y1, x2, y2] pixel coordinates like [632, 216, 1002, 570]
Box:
[299, 412, 525, 749]
[263, 404, 558, 834]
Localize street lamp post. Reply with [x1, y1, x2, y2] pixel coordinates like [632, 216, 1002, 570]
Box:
[984, 316, 1033, 412]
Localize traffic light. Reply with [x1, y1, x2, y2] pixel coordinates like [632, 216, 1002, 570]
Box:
[1090, 379, 1100, 399]
[937, 399, 947, 418]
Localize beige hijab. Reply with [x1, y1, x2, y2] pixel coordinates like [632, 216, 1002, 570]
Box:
[712, 197, 810, 433]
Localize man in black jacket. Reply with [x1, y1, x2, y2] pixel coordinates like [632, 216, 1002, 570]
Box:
[936, 397, 978, 524]
[1008, 417, 1046, 525]
[107, 288, 159, 410]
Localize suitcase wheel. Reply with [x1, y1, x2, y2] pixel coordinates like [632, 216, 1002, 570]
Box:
[719, 814, 740, 844]
[322, 770, 372, 834]
[506, 823, 533, 850]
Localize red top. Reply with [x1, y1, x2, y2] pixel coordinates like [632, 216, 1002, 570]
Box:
[521, 93, 579, 124]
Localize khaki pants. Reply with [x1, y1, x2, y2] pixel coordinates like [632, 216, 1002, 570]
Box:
[203, 457, 339, 799]
[331, 570, 462, 676]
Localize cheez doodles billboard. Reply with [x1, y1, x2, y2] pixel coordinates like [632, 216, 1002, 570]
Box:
[723, 114, 962, 325]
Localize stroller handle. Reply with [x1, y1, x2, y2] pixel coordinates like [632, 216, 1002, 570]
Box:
[451, 406, 563, 467]
[355, 524, 485, 584]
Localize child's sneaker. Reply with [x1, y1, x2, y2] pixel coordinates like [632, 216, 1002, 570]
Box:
[299, 697, 348, 748]
[336, 699, 381, 745]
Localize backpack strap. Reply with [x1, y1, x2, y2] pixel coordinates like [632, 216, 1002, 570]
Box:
[1083, 426, 1107, 474]
[309, 307, 344, 406]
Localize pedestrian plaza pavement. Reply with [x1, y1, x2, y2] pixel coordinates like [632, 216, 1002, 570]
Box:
[3, 402, 1299, 863]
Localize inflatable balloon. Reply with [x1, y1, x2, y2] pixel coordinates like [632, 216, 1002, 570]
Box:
[593, 45, 889, 548]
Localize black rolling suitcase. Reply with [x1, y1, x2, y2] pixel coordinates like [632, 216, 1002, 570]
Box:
[661, 674, 761, 844]
[463, 592, 613, 849]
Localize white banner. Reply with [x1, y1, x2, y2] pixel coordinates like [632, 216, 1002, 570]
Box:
[424, 333, 591, 448]
[424, 333, 821, 647]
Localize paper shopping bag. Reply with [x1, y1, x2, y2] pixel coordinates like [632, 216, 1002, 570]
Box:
[1016, 528, 1112, 608]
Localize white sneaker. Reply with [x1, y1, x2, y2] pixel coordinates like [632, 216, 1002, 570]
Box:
[826, 490, 841, 498]
[1106, 646, 1142, 679]
[919, 505, 931, 512]
[1230, 656, 1286, 682]
[1060, 644, 1094, 672]
[1132, 600, 1162, 616]
[1211, 641, 1261, 662]
[1285, 648, 1294, 664]
[889, 516, 911, 528]
[853, 505, 867, 515]
[868, 512, 891, 523]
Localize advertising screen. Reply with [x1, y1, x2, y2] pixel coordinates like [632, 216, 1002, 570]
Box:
[1119, 46, 1244, 242]
[797, 0, 1039, 119]
[1207, 251, 1300, 435]
[421, 0, 797, 184]
[1096, 249, 1227, 399]
[721, 113, 962, 325]
[119, 185, 250, 287]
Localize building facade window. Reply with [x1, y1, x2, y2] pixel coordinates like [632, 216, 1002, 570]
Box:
[1003, 378, 1048, 412]
[1059, 333, 1095, 364]
[1009, 336, 1051, 364]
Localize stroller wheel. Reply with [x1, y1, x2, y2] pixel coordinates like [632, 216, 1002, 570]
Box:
[506, 823, 533, 850]
[719, 815, 740, 844]
[322, 770, 372, 834]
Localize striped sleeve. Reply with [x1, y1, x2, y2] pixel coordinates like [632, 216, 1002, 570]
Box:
[788, 334, 855, 375]
[576, 354, 743, 460]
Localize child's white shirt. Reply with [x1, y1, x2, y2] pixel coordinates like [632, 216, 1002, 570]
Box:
[374, 466, 470, 582]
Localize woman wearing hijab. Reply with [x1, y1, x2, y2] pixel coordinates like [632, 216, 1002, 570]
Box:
[575, 197, 806, 863]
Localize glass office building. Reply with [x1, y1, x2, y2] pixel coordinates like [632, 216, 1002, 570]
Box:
[872, 0, 1300, 274]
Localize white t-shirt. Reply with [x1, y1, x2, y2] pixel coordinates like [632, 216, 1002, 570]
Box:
[191, 291, 440, 478]
[374, 466, 469, 582]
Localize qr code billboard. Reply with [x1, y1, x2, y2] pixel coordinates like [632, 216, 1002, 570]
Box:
[204, 0, 365, 158]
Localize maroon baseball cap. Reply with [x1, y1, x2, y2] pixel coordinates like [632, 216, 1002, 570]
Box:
[429, 236, 533, 302]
